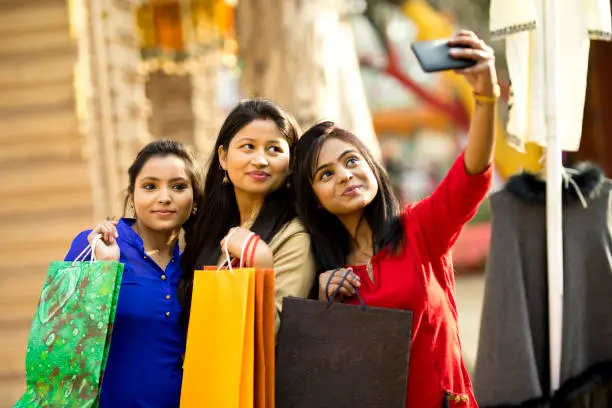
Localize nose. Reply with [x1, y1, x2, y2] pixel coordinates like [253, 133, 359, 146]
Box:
[251, 152, 268, 167]
[158, 187, 171, 204]
[337, 168, 354, 183]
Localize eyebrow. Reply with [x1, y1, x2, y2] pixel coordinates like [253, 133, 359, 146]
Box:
[139, 176, 188, 183]
[236, 136, 284, 144]
[236, 137, 256, 143]
[313, 149, 357, 176]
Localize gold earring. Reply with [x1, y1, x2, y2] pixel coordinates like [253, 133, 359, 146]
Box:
[222, 171, 229, 185]
[192, 207, 198, 215]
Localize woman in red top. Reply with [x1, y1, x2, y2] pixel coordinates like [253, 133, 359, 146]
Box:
[291, 31, 497, 408]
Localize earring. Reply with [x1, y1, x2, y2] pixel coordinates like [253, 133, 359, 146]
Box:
[192, 207, 198, 215]
[222, 171, 229, 185]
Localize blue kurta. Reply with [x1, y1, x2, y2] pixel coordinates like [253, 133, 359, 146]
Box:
[65, 218, 185, 407]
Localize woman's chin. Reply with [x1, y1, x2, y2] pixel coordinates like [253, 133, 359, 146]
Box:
[235, 182, 283, 196]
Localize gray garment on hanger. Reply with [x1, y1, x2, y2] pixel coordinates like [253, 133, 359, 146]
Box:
[473, 165, 612, 407]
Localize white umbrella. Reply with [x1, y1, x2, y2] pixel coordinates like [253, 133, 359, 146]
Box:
[490, 0, 612, 393]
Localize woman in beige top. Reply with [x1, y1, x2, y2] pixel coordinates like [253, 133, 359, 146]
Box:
[179, 98, 316, 332]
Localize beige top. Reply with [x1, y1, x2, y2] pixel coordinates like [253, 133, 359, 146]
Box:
[267, 218, 316, 333]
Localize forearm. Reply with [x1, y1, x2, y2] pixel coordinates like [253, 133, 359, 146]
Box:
[464, 97, 496, 174]
[249, 242, 274, 269]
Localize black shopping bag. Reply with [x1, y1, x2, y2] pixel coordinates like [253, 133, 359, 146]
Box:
[275, 275, 413, 408]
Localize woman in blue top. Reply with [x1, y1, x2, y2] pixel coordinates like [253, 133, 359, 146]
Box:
[64, 139, 203, 407]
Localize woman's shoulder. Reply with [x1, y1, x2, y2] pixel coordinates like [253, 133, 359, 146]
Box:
[282, 217, 308, 234]
[65, 219, 137, 260]
[270, 218, 309, 246]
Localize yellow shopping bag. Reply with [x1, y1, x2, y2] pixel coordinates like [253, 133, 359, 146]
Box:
[254, 268, 276, 408]
[181, 264, 255, 408]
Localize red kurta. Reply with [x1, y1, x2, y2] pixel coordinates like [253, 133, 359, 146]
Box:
[345, 152, 492, 408]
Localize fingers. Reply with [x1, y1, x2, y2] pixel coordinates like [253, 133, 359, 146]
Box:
[220, 227, 239, 248]
[92, 220, 119, 245]
[448, 36, 483, 50]
[340, 268, 361, 289]
[450, 47, 493, 62]
[320, 268, 361, 300]
[448, 31, 494, 61]
[454, 60, 493, 75]
[450, 30, 479, 42]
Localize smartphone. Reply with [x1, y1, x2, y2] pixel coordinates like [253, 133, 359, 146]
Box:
[411, 39, 476, 73]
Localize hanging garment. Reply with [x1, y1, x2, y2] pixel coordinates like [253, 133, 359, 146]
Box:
[474, 164, 612, 407]
[489, 0, 612, 153]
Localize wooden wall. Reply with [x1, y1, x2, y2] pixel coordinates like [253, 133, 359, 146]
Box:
[147, 72, 195, 147]
[0, 1, 225, 405]
[0, 0, 94, 404]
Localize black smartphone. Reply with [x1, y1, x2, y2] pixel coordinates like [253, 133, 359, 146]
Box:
[410, 39, 476, 73]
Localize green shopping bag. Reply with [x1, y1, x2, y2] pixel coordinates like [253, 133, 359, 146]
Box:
[15, 235, 123, 408]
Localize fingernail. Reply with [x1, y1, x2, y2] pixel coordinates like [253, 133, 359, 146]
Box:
[449, 48, 459, 55]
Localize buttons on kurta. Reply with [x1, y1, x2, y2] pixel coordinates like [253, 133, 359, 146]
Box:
[161, 274, 167, 281]
[165, 294, 171, 300]
[165, 311, 171, 317]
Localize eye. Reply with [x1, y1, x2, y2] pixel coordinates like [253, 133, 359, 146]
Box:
[142, 183, 156, 191]
[319, 170, 333, 180]
[346, 157, 359, 167]
[172, 183, 189, 191]
[241, 143, 255, 150]
[267, 145, 282, 153]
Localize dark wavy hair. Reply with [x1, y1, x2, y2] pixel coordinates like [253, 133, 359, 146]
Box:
[124, 139, 203, 231]
[179, 98, 301, 327]
[291, 121, 404, 272]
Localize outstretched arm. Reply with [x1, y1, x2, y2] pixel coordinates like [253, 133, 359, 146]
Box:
[448, 30, 498, 174]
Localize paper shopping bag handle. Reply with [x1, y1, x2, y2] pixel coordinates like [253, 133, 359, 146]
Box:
[326, 268, 366, 311]
[71, 233, 104, 265]
[217, 228, 239, 273]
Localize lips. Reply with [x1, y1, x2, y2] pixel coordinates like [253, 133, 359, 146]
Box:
[342, 185, 362, 196]
[152, 210, 176, 215]
[247, 171, 271, 181]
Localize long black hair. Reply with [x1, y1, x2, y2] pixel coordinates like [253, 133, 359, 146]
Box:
[179, 98, 301, 327]
[291, 121, 404, 272]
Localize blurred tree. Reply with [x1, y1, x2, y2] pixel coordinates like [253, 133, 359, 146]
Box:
[235, 0, 381, 158]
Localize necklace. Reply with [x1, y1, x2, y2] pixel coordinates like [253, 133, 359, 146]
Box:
[354, 247, 375, 284]
[366, 258, 374, 284]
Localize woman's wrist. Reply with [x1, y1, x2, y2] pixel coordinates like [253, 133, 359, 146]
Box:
[250, 241, 274, 268]
[473, 81, 500, 98]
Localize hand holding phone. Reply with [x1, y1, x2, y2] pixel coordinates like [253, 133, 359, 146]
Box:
[411, 39, 477, 73]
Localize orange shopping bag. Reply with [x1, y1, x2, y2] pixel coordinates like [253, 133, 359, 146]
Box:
[181, 260, 255, 408]
[254, 269, 276, 408]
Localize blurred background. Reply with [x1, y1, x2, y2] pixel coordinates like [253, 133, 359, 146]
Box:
[2, 0, 612, 405]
